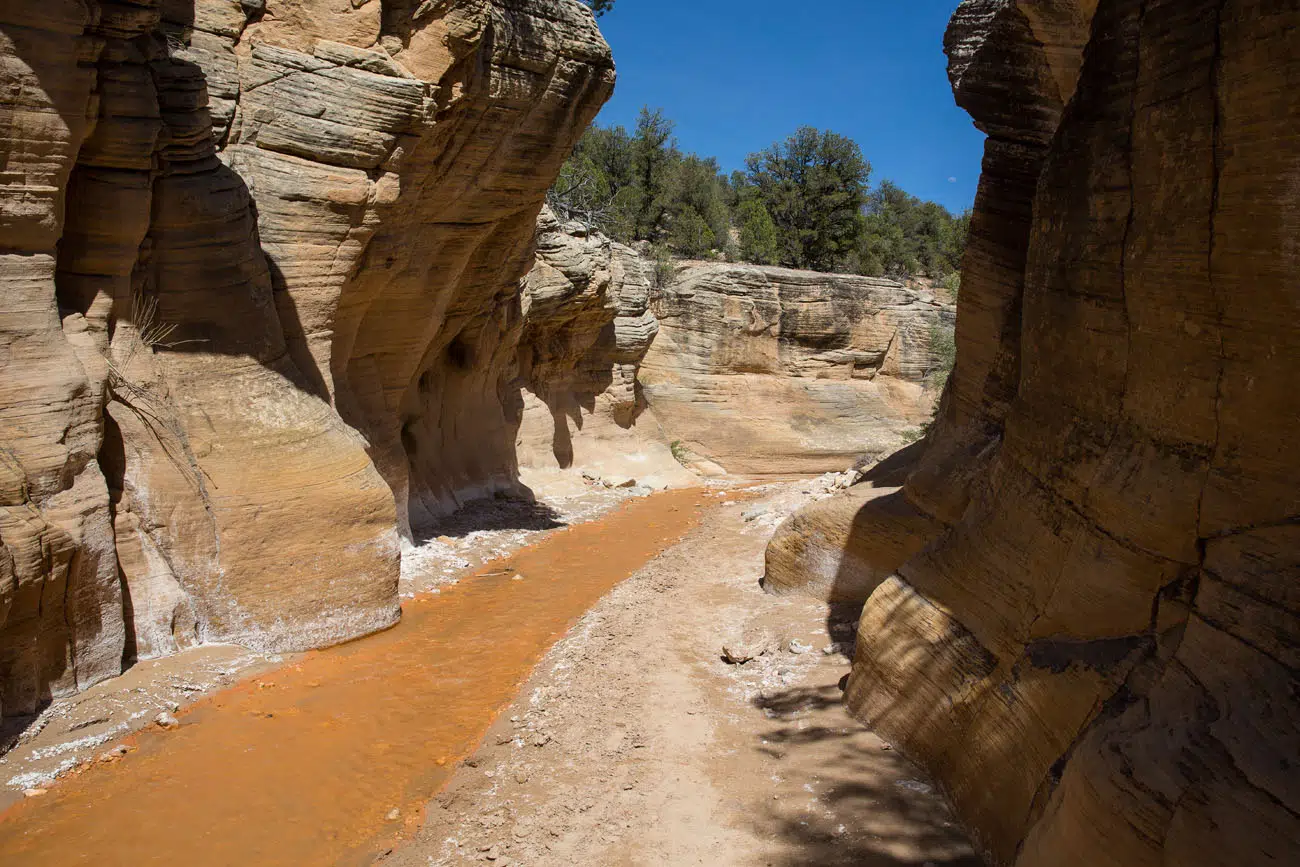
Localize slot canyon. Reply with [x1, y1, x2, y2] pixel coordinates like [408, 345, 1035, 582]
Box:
[0, 0, 1295, 864]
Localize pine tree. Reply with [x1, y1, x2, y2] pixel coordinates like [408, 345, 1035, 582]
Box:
[736, 199, 780, 265]
[744, 128, 870, 271]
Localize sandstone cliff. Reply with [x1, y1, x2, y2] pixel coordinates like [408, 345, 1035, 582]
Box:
[514, 211, 697, 491]
[640, 263, 954, 476]
[0, 0, 612, 716]
[768, 1, 1300, 864]
[514, 242, 955, 488]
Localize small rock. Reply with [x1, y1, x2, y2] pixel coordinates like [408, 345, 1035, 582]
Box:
[155, 711, 179, 729]
[67, 715, 111, 732]
[23, 788, 47, 798]
[895, 779, 933, 794]
[822, 642, 843, 655]
[167, 701, 181, 713]
[787, 638, 813, 655]
[721, 645, 753, 665]
[531, 732, 551, 747]
[515, 771, 529, 784]
[98, 745, 130, 763]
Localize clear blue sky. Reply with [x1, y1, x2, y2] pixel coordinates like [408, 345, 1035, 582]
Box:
[592, 0, 984, 214]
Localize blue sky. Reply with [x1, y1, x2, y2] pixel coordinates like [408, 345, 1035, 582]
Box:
[592, 0, 984, 214]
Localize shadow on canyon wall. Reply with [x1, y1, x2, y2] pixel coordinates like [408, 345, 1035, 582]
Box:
[1, 0, 558, 715]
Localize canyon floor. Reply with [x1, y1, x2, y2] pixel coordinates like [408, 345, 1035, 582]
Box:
[0, 481, 979, 867]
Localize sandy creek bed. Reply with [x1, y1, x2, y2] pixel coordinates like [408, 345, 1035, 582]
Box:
[0, 482, 979, 866]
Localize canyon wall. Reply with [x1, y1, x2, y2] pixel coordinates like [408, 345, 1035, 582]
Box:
[0, 0, 612, 717]
[514, 211, 697, 490]
[640, 264, 954, 476]
[768, 1, 1300, 864]
[516, 248, 955, 487]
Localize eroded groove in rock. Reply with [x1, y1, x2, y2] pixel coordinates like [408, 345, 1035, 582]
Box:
[771, 0, 1300, 864]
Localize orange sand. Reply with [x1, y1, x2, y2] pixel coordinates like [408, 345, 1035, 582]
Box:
[0, 487, 710, 866]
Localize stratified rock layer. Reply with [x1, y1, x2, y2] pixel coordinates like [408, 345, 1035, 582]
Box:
[514, 212, 696, 490]
[640, 264, 954, 476]
[770, 1, 1300, 864]
[0, 0, 611, 715]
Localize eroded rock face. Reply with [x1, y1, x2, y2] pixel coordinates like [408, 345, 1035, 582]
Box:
[771, 1, 1300, 864]
[640, 264, 954, 476]
[0, 0, 611, 715]
[514, 211, 695, 490]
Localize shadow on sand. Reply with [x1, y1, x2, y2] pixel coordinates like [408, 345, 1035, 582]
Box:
[748, 676, 984, 867]
[412, 497, 568, 543]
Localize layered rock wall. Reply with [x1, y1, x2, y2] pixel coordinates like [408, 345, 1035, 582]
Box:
[514, 211, 696, 490]
[514, 231, 954, 491]
[640, 264, 954, 476]
[0, 0, 611, 716]
[769, 1, 1300, 864]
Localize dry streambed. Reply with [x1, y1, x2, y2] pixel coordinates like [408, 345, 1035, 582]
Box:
[392, 482, 979, 867]
[0, 481, 977, 866]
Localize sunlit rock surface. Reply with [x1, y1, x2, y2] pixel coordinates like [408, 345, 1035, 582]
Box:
[640, 264, 954, 477]
[769, 1, 1300, 864]
[514, 211, 697, 491]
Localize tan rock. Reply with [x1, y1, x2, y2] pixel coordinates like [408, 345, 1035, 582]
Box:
[640, 264, 954, 477]
[763, 444, 942, 603]
[772, 1, 1300, 865]
[514, 211, 696, 491]
[0, 0, 613, 712]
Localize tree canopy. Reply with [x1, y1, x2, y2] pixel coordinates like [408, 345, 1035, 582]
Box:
[549, 107, 970, 280]
[580, 0, 615, 16]
[742, 127, 870, 271]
